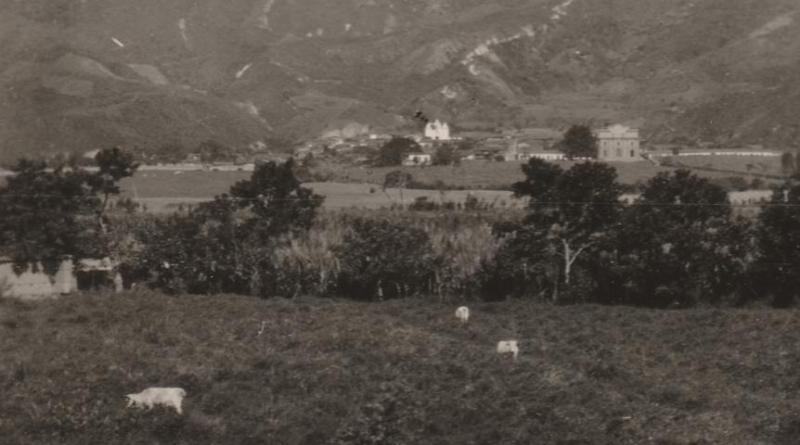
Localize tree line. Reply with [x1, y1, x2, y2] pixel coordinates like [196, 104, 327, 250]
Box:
[2, 150, 800, 307]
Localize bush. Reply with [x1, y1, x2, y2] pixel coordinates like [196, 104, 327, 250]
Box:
[130, 210, 244, 295]
[334, 218, 436, 300]
[408, 197, 439, 212]
[475, 225, 556, 301]
[268, 221, 348, 298]
[375, 138, 421, 167]
[129, 160, 323, 296]
[432, 144, 460, 166]
[426, 222, 504, 300]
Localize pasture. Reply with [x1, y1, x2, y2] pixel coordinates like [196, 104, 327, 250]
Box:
[120, 171, 520, 213]
[665, 155, 786, 178]
[313, 160, 675, 188]
[2, 291, 800, 444]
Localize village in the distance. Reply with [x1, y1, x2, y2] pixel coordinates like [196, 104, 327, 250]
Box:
[0, 119, 777, 173]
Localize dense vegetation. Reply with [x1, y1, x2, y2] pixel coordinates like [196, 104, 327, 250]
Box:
[4, 150, 800, 307]
[0, 148, 138, 271]
[559, 125, 598, 160]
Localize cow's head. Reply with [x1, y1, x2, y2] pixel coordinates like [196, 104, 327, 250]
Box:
[125, 394, 137, 407]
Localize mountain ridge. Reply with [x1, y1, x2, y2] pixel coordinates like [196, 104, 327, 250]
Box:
[2, 0, 800, 162]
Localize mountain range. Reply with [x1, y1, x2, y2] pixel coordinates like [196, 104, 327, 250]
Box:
[2, 0, 800, 162]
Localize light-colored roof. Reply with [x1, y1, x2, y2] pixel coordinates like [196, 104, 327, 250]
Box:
[596, 124, 639, 138]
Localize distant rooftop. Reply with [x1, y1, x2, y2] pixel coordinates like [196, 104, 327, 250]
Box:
[596, 124, 639, 138]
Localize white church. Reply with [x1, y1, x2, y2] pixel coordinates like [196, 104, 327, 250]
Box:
[424, 120, 452, 141]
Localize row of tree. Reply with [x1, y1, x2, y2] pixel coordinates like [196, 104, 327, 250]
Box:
[3, 149, 800, 307]
[497, 159, 798, 306]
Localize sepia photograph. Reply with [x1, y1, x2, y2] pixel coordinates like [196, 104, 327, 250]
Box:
[1, 0, 800, 443]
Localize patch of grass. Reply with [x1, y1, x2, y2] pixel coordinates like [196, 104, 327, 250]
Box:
[671, 155, 784, 177]
[2, 292, 800, 443]
[312, 161, 525, 190]
[128, 181, 521, 213]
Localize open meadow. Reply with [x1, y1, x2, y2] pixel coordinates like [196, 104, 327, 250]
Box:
[313, 160, 676, 189]
[666, 155, 784, 177]
[120, 171, 520, 213]
[2, 291, 800, 444]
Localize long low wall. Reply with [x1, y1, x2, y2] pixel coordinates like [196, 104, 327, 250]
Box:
[648, 151, 781, 158]
[620, 190, 774, 205]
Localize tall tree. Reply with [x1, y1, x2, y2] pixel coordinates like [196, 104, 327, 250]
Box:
[94, 147, 140, 233]
[375, 137, 421, 167]
[229, 159, 323, 240]
[513, 159, 622, 300]
[754, 183, 800, 307]
[0, 148, 138, 269]
[616, 170, 743, 307]
[559, 125, 598, 160]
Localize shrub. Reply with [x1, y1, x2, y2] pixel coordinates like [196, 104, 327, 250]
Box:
[334, 218, 436, 300]
[129, 160, 323, 296]
[375, 137, 421, 167]
[383, 170, 413, 189]
[475, 225, 556, 301]
[268, 220, 348, 298]
[427, 222, 504, 300]
[408, 197, 438, 212]
[432, 144, 460, 166]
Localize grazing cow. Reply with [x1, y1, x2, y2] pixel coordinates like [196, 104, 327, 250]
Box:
[126, 387, 187, 415]
[497, 340, 519, 360]
[455, 306, 470, 323]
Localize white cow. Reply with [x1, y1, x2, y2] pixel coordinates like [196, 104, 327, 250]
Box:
[126, 387, 187, 415]
[455, 306, 470, 323]
[497, 340, 519, 360]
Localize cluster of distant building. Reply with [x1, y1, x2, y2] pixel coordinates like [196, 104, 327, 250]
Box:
[400, 122, 644, 166]
[292, 119, 784, 168]
[57, 119, 782, 174]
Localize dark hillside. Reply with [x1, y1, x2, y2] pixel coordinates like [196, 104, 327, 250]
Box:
[2, 291, 799, 444]
[4, 1, 800, 161]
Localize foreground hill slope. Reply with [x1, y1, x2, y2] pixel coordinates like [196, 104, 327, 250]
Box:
[1, 291, 800, 444]
[3, 0, 800, 162]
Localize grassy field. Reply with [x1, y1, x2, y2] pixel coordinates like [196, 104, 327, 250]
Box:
[668, 155, 784, 177]
[120, 172, 520, 213]
[313, 160, 676, 188]
[120, 170, 251, 200]
[2, 291, 800, 444]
